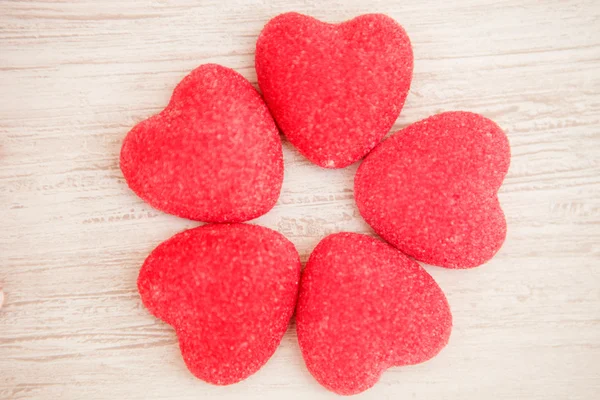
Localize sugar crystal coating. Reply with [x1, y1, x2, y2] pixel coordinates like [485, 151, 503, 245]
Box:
[296, 232, 452, 395]
[256, 12, 413, 168]
[138, 223, 301, 385]
[120, 64, 284, 222]
[355, 111, 511, 268]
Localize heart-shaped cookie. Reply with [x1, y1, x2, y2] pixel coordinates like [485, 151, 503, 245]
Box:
[138, 223, 301, 385]
[296, 232, 452, 395]
[120, 64, 283, 222]
[355, 111, 511, 268]
[256, 12, 413, 168]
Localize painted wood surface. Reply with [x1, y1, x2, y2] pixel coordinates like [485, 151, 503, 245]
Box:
[1, 1, 599, 399]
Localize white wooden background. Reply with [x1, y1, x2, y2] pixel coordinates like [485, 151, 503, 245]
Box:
[1, 1, 599, 399]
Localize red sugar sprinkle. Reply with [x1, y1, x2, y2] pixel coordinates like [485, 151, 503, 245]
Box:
[355, 111, 511, 268]
[120, 64, 284, 222]
[137, 223, 301, 385]
[296, 232, 452, 395]
[256, 12, 413, 169]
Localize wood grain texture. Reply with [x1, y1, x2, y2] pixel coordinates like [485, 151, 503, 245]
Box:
[1, 0, 599, 399]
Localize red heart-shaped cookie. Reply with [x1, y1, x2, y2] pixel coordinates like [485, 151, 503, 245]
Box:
[355, 111, 511, 268]
[120, 64, 283, 222]
[256, 12, 413, 168]
[296, 232, 452, 395]
[138, 223, 301, 385]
